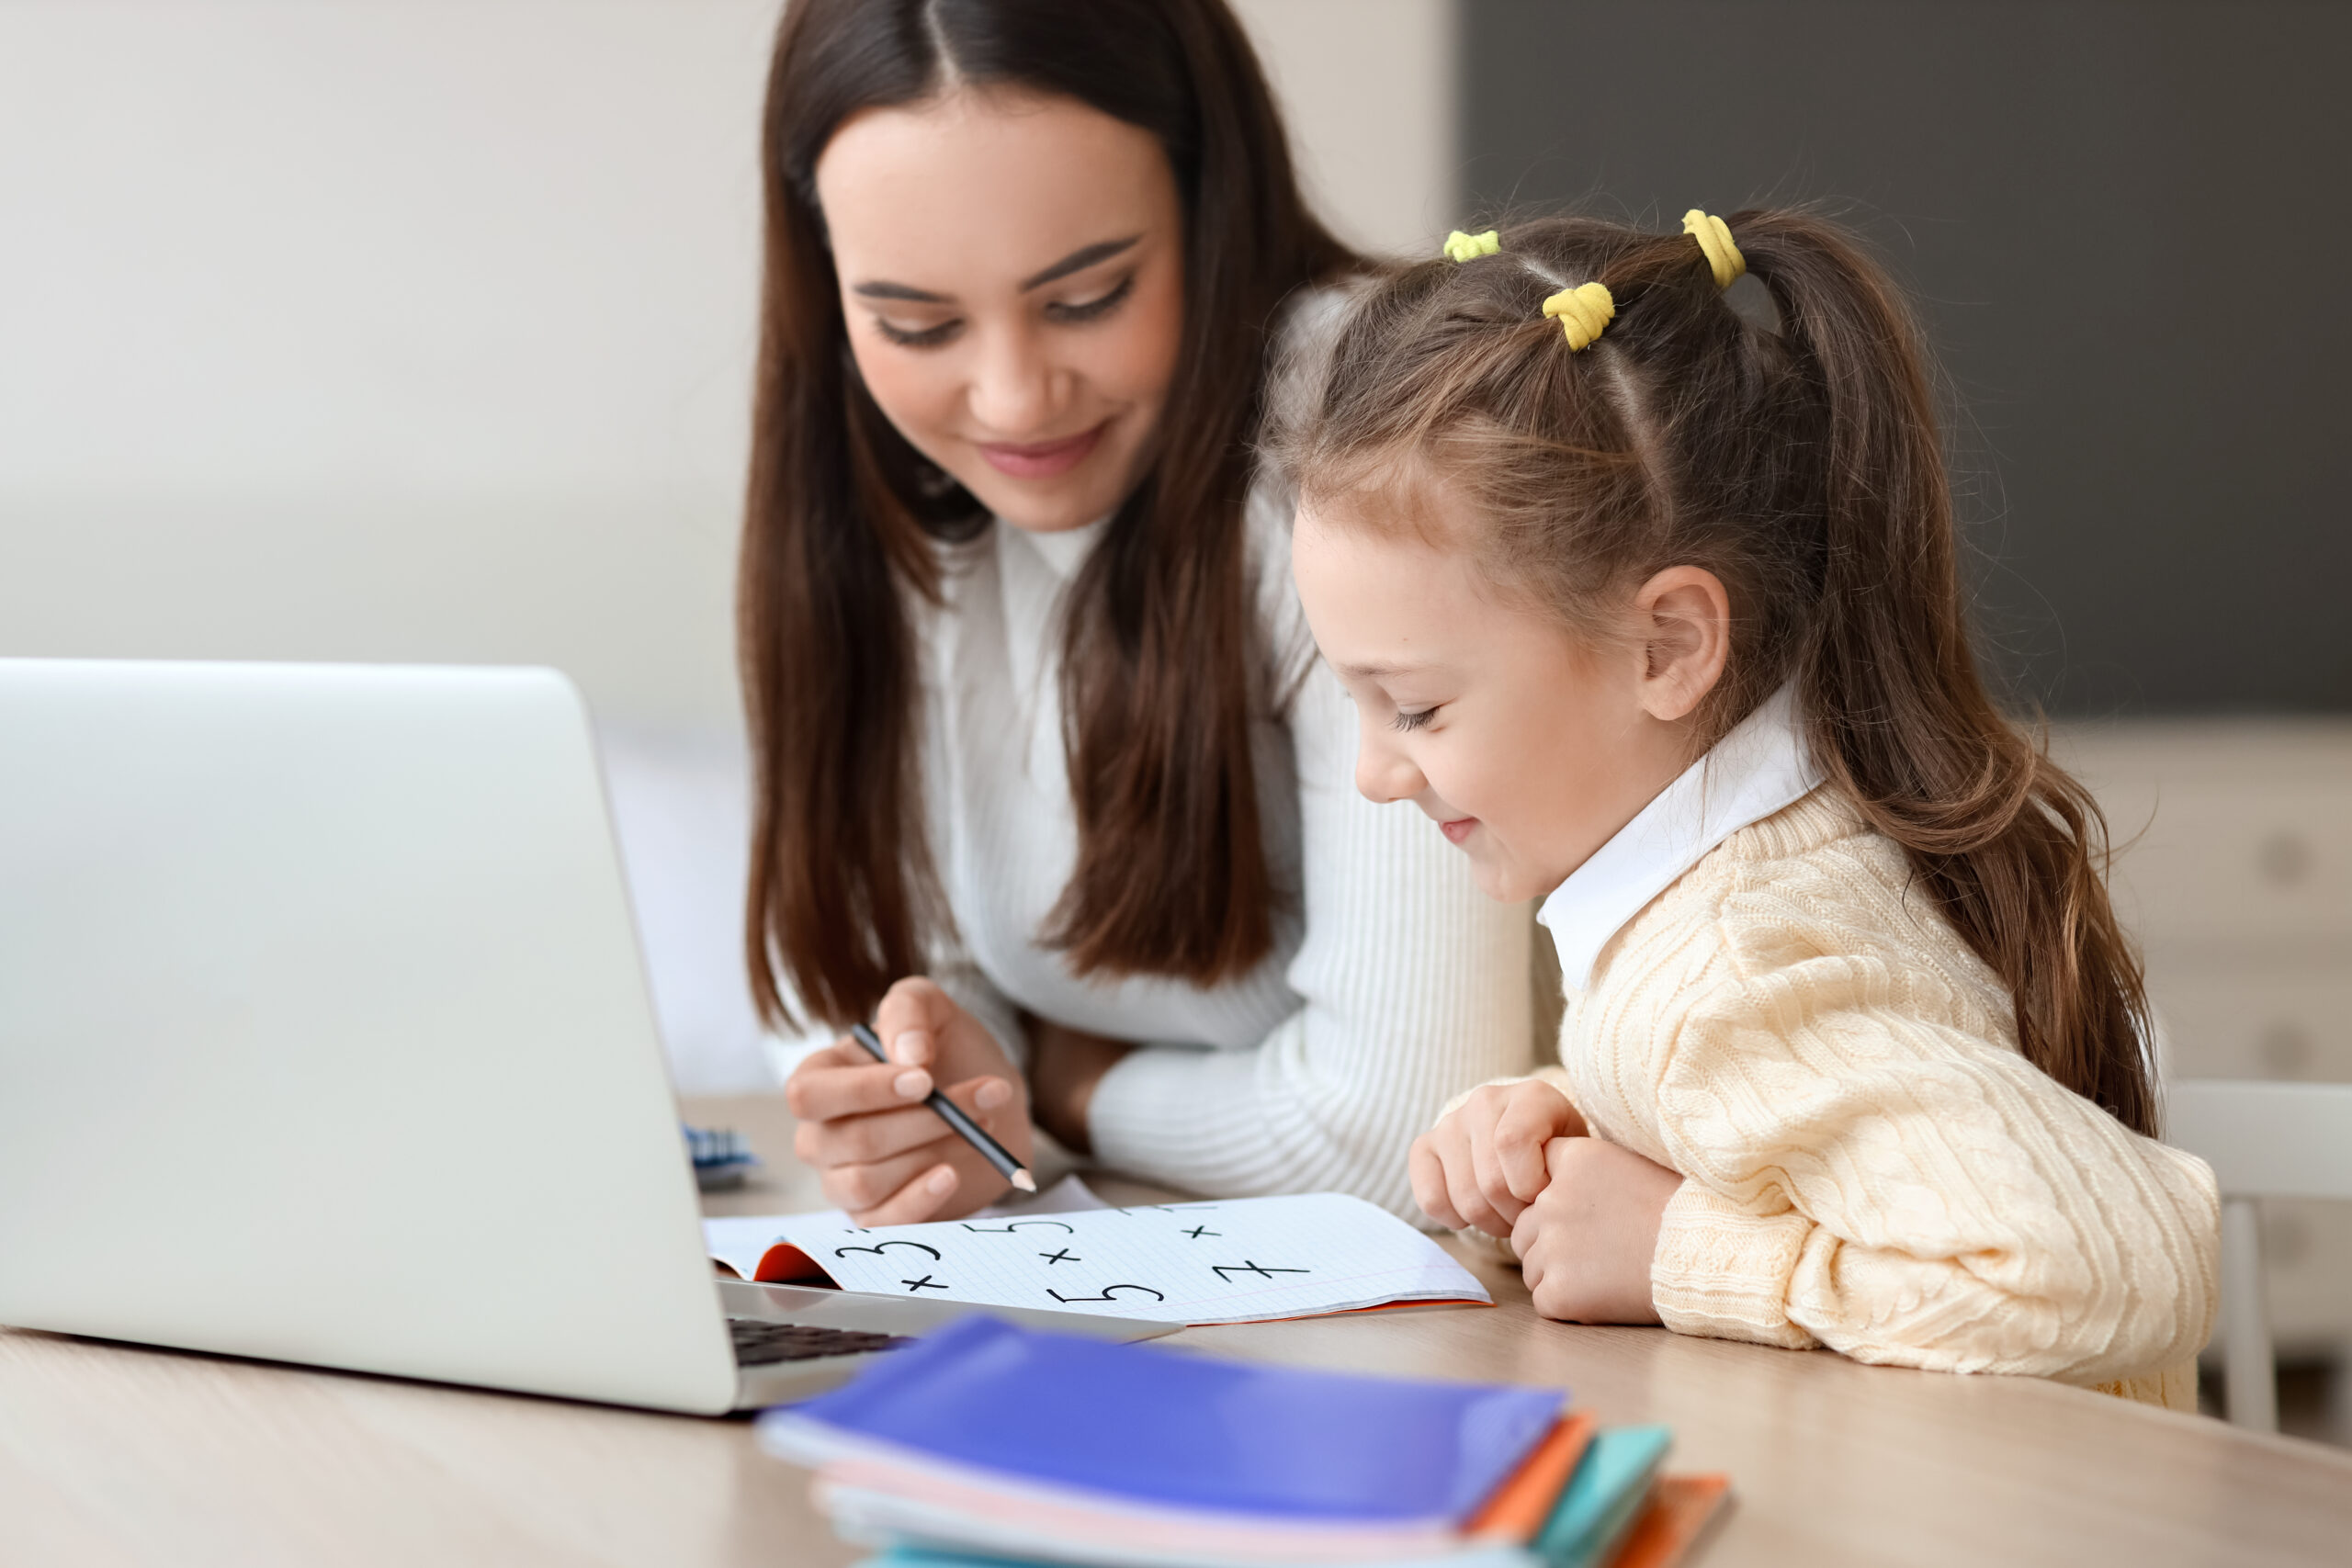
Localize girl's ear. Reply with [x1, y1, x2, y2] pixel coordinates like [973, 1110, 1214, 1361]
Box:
[1633, 566, 1731, 723]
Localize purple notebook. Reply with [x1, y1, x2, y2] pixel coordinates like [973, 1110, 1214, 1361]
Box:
[760, 1315, 1563, 1525]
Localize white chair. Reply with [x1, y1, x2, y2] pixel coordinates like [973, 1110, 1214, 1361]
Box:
[2166, 1079, 2352, 1431]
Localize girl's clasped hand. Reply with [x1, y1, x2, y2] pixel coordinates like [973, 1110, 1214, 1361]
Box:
[1410, 1081, 1680, 1325]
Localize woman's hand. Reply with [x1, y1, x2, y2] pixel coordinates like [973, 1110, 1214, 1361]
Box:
[1408, 1079, 1589, 1237]
[1026, 1017, 1132, 1154]
[1510, 1136, 1679, 1325]
[784, 976, 1035, 1224]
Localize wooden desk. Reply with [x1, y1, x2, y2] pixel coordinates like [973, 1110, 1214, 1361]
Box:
[4, 1092, 2346, 1566]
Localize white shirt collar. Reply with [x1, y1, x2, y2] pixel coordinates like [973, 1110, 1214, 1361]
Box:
[1012, 516, 1110, 581]
[1536, 683, 1822, 994]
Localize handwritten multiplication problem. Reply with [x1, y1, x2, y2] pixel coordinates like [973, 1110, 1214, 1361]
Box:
[769, 1192, 1491, 1325]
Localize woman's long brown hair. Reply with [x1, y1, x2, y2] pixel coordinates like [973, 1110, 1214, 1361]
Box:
[741, 0, 1359, 1029]
[1275, 209, 2158, 1137]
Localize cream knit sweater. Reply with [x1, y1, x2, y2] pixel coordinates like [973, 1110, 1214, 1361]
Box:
[1518, 786, 2219, 1410]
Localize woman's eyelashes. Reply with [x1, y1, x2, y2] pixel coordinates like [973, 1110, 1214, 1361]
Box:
[874, 314, 960, 349]
[1391, 705, 1438, 733]
[1044, 273, 1136, 324]
[871, 275, 1137, 349]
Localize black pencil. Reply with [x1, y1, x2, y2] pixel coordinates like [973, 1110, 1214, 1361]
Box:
[849, 1021, 1037, 1194]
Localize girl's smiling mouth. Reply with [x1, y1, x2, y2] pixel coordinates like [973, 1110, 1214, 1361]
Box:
[1440, 816, 1478, 844]
[978, 423, 1106, 479]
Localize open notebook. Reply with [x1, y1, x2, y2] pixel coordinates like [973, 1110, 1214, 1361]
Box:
[707, 1190, 1490, 1326]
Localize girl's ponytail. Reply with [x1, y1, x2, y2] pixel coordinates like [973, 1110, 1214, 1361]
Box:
[1737, 211, 2158, 1137]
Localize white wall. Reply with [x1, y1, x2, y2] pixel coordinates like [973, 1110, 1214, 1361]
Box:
[0, 0, 1457, 1088]
[0, 0, 772, 730]
[1233, 0, 1459, 257]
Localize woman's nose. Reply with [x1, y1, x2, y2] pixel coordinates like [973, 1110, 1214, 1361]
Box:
[967, 326, 1058, 435]
[1354, 727, 1425, 806]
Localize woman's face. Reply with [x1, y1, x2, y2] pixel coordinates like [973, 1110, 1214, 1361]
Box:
[814, 89, 1186, 535]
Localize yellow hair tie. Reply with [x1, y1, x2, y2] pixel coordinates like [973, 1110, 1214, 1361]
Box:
[1681, 209, 1745, 289]
[1541, 281, 1615, 351]
[1442, 228, 1500, 263]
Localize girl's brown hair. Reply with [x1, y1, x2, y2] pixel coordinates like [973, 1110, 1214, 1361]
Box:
[1278, 209, 2158, 1136]
[741, 0, 1359, 1029]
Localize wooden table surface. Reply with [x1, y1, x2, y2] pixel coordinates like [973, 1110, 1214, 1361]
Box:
[3, 1091, 2346, 1566]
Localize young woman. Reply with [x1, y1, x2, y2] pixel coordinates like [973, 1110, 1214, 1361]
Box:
[1280, 207, 2217, 1406]
[744, 0, 1532, 1224]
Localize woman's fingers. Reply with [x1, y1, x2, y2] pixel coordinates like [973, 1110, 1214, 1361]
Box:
[817, 1074, 1025, 1224]
[873, 976, 953, 1069]
[820, 1140, 954, 1217]
[786, 1053, 934, 1123]
[848, 1160, 963, 1227]
[795, 1097, 970, 1168]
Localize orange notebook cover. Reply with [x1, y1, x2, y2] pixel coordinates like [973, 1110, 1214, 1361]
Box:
[1607, 1472, 1731, 1568]
[1465, 1413, 1599, 1542]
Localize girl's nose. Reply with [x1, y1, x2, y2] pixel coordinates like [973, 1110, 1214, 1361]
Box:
[967, 326, 1058, 435]
[1354, 726, 1426, 807]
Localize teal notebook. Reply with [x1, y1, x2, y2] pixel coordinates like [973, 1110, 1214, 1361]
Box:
[1536, 1425, 1671, 1568]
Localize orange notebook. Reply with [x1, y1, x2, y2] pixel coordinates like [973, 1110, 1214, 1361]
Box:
[1608, 1473, 1732, 1568]
[1464, 1413, 1599, 1542]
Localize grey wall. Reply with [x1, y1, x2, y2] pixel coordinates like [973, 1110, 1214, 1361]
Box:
[1460, 0, 2352, 715]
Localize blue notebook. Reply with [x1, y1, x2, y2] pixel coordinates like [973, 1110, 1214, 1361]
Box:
[856, 1549, 1541, 1568]
[1536, 1424, 1670, 1568]
[762, 1316, 1564, 1527]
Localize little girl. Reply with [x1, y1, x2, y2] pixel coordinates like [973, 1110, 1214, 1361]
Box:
[1279, 209, 2219, 1407]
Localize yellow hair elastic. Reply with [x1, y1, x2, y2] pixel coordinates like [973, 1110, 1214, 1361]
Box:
[1681, 209, 1745, 288]
[1442, 228, 1500, 262]
[1541, 281, 1615, 351]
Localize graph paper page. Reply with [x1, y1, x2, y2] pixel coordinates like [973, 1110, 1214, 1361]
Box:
[767, 1192, 1490, 1325]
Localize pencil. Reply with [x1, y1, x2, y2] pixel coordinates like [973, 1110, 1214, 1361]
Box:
[849, 1021, 1037, 1194]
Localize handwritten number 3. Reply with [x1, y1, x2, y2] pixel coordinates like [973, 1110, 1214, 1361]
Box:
[834, 1240, 942, 1261]
[1047, 1283, 1166, 1304]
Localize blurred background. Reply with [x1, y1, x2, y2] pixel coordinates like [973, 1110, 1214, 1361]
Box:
[3, 0, 2346, 1435]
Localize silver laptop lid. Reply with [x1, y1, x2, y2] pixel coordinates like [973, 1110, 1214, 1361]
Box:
[0, 659, 740, 1413]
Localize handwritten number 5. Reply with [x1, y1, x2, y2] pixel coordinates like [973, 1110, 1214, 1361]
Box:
[1047, 1283, 1166, 1304]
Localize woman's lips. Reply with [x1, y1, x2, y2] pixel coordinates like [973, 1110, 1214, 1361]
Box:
[1440, 817, 1477, 845]
[977, 423, 1105, 479]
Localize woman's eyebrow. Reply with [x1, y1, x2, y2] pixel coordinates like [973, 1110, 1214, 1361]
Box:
[1019, 235, 1140, 291]
[851, 279, 952, 303]
[851, 234, 1143, 305]
[849, 235, 1142, 305]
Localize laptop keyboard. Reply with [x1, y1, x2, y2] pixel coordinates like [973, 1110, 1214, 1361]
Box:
[728, 1318, 916, 1367]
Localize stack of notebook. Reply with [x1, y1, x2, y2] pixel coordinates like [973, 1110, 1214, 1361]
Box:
[758, 1317, 1728, 1568]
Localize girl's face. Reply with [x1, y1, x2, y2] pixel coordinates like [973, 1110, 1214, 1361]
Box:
[814, 89, 1186, 535]
[1292, 492, 1721, 903]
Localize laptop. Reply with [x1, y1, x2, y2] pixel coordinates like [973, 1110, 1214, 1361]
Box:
[0, 658, 1171, 1413]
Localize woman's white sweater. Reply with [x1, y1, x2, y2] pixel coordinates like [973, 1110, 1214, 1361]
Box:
[910, 488, 1533, 1220]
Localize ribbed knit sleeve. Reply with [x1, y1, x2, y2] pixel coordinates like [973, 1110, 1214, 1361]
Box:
[1085, 655, 1536, 1220]
[1589, 802, 2222, 1389]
